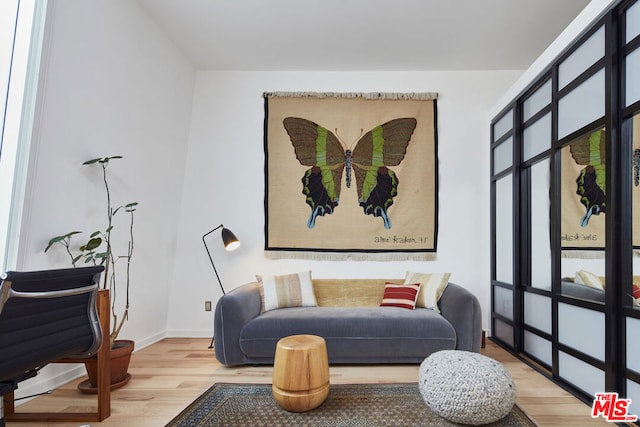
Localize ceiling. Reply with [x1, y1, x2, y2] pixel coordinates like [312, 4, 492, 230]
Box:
[137, 0, 593, 71]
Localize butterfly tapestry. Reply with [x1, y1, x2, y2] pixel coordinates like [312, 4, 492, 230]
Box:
[283, 117, 417, 229]
[263, 91, 438, 260]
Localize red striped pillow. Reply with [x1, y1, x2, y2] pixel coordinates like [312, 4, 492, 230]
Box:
[380, 282, 421, 310]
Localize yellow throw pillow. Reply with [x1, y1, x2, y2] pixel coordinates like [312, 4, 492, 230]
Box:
[404, 272, 451, 312]
[256, 270, 317, 312]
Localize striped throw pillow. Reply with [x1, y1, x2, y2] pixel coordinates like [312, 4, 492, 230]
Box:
[257, 271, 317, 313]
[404, 272, 451, 312]
[380, 282, 421, 310]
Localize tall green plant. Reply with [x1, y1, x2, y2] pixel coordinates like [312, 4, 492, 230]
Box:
[45, 156, 138, 346]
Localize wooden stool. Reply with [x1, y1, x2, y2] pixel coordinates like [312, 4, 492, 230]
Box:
[272, 334, 330, 412]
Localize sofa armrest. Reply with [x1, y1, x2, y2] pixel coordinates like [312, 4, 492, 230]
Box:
[438, 282, 482, 352]
[214, 282, 262, 366]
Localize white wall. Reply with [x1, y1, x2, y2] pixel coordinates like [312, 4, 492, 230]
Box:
[167, 70, 523, 337]
[491, 0, 617, 117]
[13, 0, 195, 397]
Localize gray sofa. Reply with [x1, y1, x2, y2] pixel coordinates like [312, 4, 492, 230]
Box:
[213, 278, 482, 366]
[561, 280, 605, 303]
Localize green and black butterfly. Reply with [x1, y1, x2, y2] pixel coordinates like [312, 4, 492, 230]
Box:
[283, 117, 417, 229]
[571, 129, 606, 227]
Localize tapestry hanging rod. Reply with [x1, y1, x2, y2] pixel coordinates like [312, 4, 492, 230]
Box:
[263, 91, 438, 100]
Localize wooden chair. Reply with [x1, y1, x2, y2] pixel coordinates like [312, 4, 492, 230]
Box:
[0, 267, 110, 424]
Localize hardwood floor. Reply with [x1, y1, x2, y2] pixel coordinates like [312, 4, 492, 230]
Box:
[6, 338, 612, 426]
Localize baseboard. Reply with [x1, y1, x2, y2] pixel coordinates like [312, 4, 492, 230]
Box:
[133, 331, 168, 351]
[165, 329, 214, 338]
[13, 331, 168, 404]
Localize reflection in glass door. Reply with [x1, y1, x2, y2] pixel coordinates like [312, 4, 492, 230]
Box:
[632, 113, 640, 309]
[625, 1, 640, 415]
[489, 0, 640, 406]
[627, 109, 640, 416]
[560, 129, 606, 304]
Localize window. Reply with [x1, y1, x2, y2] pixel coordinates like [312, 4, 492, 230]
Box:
[0, 0, 46, 271]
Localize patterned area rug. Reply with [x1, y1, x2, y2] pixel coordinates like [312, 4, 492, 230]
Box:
[166, 383, 536, 427]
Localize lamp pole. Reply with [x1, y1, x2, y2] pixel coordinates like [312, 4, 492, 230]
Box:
[202, 224, 226, 296]
[202, 224, 240, 349]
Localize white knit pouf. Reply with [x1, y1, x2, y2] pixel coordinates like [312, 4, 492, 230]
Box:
[418, 350, 516, 425]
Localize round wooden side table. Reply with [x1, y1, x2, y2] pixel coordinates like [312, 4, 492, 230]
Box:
[272, 334, 330, 412]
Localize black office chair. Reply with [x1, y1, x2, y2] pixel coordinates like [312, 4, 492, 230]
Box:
[0, 266, 108, 425]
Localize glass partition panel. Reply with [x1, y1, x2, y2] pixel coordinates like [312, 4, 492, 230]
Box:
[494, 319, 514, 347]
[494, 286, 513, 320]
[531, 159, 552, 289]
[559, 351, 605, 396]
[627, 48, 640, 107]
[628, 317, 640, 373]
[523, 113, 551, 161]
[559, 303, 605, 361]
[628, 380, 640, 419]
[631, 113, 640, 310]
[558, 69, 605, 139]
[524, 331, 552, 366]
[558, 26, 605, 90]
[493, 109, 513, 142]
[523, 79, 551, 122]
[628, 0, 640, 43]
[495, 175, 513, 284]
[493, 137, 513, 174]
[560, 130, 606, 303]
[524, 292, 551, 333]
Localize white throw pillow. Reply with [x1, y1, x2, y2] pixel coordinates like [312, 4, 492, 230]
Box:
[257, 270, 317, 313]
[404, 272, 451, 312]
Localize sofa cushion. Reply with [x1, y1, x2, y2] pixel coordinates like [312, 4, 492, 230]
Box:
[239, 306, 457, 363]
[380, 282, 421, 309]
[313, 279, 395, 307]
[257, 270, 317, 312]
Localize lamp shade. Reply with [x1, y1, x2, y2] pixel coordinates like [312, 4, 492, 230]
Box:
[222, 227, 240, 251]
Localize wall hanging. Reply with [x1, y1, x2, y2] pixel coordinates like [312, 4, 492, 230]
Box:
[263, 91, 438, 260]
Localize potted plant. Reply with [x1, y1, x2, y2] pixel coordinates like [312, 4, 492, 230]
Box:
[45, 156, 138, 392]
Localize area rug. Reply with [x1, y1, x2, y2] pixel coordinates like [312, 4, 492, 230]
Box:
[166, 383, 536, 427]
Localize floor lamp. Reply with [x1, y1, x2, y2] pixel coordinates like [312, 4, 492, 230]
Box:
[202, 224, 240, 348]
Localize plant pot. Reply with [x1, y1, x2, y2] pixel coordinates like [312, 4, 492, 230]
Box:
[78, 339, 134, 394]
